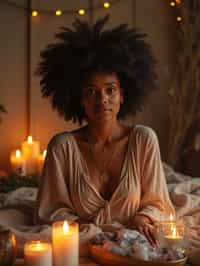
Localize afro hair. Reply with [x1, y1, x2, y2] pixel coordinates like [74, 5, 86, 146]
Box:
[37, 16, 157, 124]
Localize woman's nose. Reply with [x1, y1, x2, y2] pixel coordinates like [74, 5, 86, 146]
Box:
[98, 90, 108, 103]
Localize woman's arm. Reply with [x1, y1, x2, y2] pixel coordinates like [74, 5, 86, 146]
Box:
[128, 127, 175, 245]
[34, 135, 78, 225]
[138, 128, 175, 221]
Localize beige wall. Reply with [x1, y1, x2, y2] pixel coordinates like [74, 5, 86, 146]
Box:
[0, 0, 176, 171]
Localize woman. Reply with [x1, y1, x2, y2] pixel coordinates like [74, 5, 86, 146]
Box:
[35, 17, 174, 246]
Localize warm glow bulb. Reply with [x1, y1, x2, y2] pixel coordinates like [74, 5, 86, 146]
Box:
[78, 9, 85, 15]
[177, 16, 182, 22]
[63, 221, 69, 234]
[170, 1, 176, 7]
[55, 10, 62, 16]
[32, 10, 38, 17]
[175, 0, 181, 4]
[27, 136, 33, 144]
[103, 2, 110, 8]
[16, 149, 21, 158]
[43, 150, 47, 158]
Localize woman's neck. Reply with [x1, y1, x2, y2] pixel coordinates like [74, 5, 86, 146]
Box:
[87, 120, 122, 145]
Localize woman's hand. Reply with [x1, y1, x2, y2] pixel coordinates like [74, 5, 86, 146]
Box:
[127, 215, 158, 246]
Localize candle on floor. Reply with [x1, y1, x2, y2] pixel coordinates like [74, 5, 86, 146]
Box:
[52, 221, 79, 266]
[24, 241, 52, 266]
[10, 149, 26, 175]
[37, 149, 47, 175]
[21, 135, 40, 175]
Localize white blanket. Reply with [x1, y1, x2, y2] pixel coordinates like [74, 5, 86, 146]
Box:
[1, 163, 200, 265]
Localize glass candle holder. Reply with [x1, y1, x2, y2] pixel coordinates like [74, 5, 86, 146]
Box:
[158, 218, 187, 251]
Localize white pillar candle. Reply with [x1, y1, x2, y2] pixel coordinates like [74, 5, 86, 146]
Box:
[24, 241, 52, 266]
[37, 149, 47, 175]
[21, 136, 40, 175]
[10, 149, 26, 175]
[52, 221, 79, 266]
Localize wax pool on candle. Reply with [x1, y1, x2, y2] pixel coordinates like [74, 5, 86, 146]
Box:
[22, 136, 40, 175]
[52, 221, 79, 266]
[24, 241, 52, 266]
[10, 149, 26, 175]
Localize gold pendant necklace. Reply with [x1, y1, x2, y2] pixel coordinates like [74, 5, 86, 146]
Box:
[88, 141, 117, 182]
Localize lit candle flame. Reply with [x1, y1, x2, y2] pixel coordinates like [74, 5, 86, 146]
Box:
[43, 150, 47, 158]
[27, 136, 33, 144]
[169, 213, 174, 221]
[63, 221, 69, 234]
[35, 241, 42, 250]
[16, 149, 21, 158]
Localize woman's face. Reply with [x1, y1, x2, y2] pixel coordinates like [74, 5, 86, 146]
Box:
[81, 72, 124, 123]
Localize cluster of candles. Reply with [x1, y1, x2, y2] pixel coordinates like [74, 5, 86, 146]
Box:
[10, 136, 47, 176]
[24, 220, 78, 266]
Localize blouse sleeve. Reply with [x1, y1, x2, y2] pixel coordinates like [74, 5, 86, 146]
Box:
[136, 127, 175, 223]
[34, 134, 78, 224]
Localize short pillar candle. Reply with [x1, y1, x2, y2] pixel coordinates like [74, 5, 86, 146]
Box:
[24, 241, 52, 266]
[10, 149, 26, 175]
[52, 220, 79, 266]
[21, 136, 40, 175]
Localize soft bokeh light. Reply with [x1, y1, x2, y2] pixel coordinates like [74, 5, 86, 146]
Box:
[78, 9, 85, 15]
[32, 10, 38, 17]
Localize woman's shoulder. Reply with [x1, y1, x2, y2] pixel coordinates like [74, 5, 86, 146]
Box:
[133, 125, 158, 142]
[47, 131, 74, 149]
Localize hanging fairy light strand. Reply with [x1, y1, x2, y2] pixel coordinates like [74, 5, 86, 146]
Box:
[169, 0, 183, 22]
[4, 0, 119, 17]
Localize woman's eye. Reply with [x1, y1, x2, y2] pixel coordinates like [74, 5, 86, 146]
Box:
[106, 86, 116, 95]
[86, 88, 96, 96]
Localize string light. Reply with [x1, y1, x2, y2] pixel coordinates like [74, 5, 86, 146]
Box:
[103, 2, 110, 8]
[78, 9, 85, 15]
[55, 10, 62, 16]
[169, 0, 182, 23]
[177, 16, 182, 22]
[32, 10, 38, 17]
[5, 0, 122, 17]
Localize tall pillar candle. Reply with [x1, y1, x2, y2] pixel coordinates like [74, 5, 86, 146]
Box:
[52, 221, 79, 266]
[24, 241, 52, 266]
[21, 136, 40, 175]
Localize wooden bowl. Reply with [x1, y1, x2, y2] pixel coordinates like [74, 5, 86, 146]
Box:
[89, 245, 187, 266]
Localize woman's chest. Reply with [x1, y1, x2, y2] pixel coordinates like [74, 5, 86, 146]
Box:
[78, 138, 129, 199]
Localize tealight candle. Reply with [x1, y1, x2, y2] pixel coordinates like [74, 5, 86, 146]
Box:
[165, 224, 183, 246]
[159, 214, 185, 249]
[22, 135, 40, 175]
[24, 241, 52, 266]
[37, 150, 47, 175]
[10, 149, 26, 175]
[52, 221, 79, 266]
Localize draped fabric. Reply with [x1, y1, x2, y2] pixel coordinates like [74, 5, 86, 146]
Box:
[35, 125, 174, 226]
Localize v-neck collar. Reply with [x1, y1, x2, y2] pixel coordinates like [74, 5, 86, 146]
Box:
[70, 128, 134, 203]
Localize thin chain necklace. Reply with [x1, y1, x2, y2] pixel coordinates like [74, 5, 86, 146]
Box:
[87, 139, 117, 182]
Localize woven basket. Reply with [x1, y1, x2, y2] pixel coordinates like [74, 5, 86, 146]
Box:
[89, 245, 187, 266]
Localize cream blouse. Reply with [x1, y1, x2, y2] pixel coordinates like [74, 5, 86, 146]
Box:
[35, 125, 174, 225]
